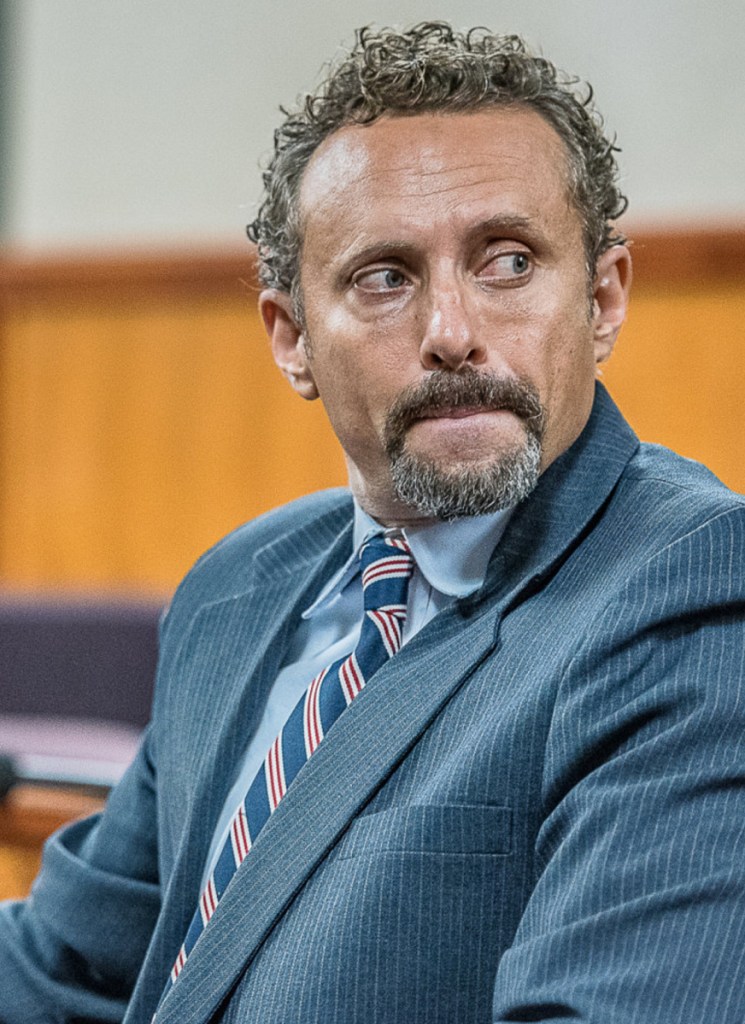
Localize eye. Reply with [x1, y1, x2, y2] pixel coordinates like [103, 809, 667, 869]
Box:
[482, 251, 533, 282]
[353, 267, 409, 293]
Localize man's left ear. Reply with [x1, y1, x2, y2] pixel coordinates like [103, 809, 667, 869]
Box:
[591, 244, 632, 365]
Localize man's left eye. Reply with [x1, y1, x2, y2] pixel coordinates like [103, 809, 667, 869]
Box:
[483, 252, 532, 279]
[354, 268, 408, 292]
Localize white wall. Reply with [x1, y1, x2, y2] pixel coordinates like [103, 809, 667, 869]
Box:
[3, 0, 744, 250]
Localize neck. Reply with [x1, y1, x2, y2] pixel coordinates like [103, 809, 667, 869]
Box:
[345, 460, 442, 529]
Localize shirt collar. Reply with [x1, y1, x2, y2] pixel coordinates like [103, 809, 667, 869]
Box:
[303, 498, 513, 618]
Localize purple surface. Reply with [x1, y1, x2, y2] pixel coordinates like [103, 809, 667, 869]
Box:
[0, 593, 162, 728]
[0, 714, 141, 762]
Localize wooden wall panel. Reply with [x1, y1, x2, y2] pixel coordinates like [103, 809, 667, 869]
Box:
[0, 260, 346, 592]
[603, 281, 745, 493]
[0, 232, 743, 593]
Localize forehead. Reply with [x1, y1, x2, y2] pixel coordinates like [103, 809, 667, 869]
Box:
[298, 107, 578, 248]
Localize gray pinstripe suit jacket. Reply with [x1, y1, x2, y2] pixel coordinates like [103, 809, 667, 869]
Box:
[2, 383, 745, 1023]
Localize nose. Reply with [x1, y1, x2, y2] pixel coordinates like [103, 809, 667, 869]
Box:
[419, 279, 486, 371]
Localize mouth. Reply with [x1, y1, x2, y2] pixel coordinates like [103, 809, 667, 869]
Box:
[406, 406, 523, 453]
[417, 402, 521, 420]
[384, 370, 547, 459]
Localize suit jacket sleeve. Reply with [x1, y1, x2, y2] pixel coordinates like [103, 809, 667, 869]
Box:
[0, 703, 161, 1023]
[492, 507, 745, 1023]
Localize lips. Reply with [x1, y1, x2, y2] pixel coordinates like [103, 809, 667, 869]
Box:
[384, 370, 546, 459]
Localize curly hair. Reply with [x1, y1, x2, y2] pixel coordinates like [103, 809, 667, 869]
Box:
[247, 22, 628, 306]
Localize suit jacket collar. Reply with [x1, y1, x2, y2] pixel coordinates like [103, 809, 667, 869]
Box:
[466, 381, 638, 612]
[154, 383, 638, 1024]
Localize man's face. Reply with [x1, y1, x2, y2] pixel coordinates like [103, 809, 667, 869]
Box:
[262, 107, 630, 524]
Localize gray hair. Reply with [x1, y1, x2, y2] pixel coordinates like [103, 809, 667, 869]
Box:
[247, 22, 628, 307]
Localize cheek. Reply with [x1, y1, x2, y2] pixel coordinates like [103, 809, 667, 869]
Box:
[312, 342, 415, 432]
[539, 330, 598, 453]
[311, 356, 388, 453]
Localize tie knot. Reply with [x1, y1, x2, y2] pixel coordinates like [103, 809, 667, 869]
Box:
[359, 533, 415, 612]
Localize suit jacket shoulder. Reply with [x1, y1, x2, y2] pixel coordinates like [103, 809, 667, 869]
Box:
[624, 438, 745, 515]
[159, 488, 354, 657]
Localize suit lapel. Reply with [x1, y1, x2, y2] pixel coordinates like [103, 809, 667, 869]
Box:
[167, 506, 355, 871]
[471, 383, 639, 610]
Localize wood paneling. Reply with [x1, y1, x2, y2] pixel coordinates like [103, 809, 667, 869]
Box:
[603, 281, 745, 492]
[627, 225, 745, 287]
[0, 229, 743, 593]
[0, 250, 346, 592]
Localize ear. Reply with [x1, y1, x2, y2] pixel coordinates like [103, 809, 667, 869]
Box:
[591, 244, 632, 366]
[259, 289, 319, 400]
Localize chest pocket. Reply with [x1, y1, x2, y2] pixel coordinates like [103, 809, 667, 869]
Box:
[334, 803, 512, 860]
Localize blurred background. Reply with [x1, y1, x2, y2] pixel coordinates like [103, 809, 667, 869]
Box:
[0, 0, 744, 596]
[0, 0, 744, 894]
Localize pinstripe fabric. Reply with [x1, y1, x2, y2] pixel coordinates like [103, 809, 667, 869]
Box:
[215, 487, 745, 1024]
[2, 386, 745, 1024]
[158, 534, 414, 1008]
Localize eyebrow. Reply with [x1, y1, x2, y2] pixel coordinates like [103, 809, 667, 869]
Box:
[338, 240, 420, 270]
[469, 214, 536, 239]
[335, 213, 542, 279]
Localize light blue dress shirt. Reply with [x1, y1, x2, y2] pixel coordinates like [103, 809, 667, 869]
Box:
[200, 501, 512, 886]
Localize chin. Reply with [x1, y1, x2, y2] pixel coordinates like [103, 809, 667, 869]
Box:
[389, 433, 543, 520]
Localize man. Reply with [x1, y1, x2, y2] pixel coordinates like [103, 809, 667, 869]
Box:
[2, 22, 744, 1024]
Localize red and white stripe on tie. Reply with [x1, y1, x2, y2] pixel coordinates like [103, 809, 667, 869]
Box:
[265, 732, 287, 812]
[199, 876, 218, 927]
[303, 665, 327, 757]
[368, 608, 404, 657]
[229, 806, 251, 867]
[170, 944, 186, 984]
[340, 651, 365, 704]
[362, 556, 414, 588]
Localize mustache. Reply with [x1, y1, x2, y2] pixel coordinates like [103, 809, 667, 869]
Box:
[384, 370, 546, 445]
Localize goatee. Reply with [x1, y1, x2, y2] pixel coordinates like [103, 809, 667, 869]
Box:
[383, 370, 546, 520]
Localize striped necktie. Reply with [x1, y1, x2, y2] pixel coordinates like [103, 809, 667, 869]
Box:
[160, 532, 415, 1003]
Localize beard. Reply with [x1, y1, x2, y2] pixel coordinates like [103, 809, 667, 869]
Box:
[383, 370, 546, 521]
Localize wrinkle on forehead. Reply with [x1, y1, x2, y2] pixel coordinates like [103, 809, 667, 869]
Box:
[299, 109, 573, 227]
[375, 157, 532, 200]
